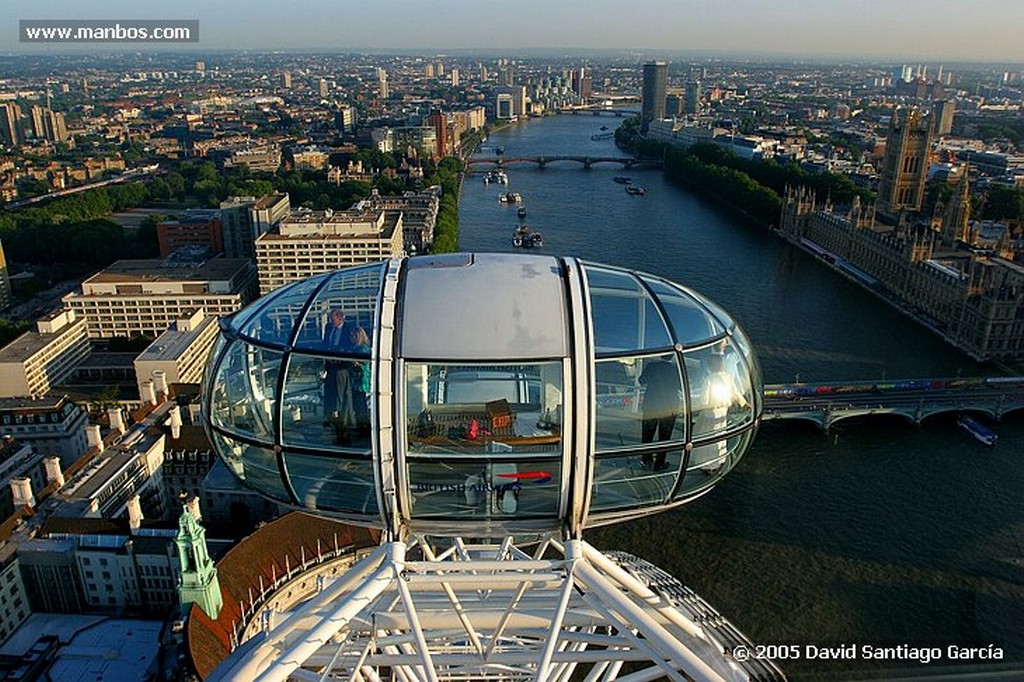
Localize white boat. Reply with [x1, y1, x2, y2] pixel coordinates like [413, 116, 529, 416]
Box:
[483, 169, 508, 185]
[958, 415, 997, 445]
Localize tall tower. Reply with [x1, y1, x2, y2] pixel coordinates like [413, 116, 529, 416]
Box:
[641, 61, 668, 134]
[685, 79, 701, 115]
[0, 102, 21, 146]
[932, 99, 955, 137]
[876, 108, 932, 218]
[280, 71, 292, 89]
[427, 109, 449, 159]
[176, 497, 223, 620]
[941, 176, 971, 247]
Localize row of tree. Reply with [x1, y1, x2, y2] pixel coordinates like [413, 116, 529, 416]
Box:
[426, 157, 464, 253]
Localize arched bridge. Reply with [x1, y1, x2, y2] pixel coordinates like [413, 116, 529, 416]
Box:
[557, 108, 641, 117]
[467, 156, 663, 170]
[762, 377, 1024, 431]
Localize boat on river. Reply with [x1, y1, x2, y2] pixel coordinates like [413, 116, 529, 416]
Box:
[517, 206, 527, 219]
[512, 225, 543, 248]
[625, 185, 646, 196]
[613, 176, 632, 185]
[499, 192, 522, 204]
[958, 415, 997, 445]
[483, 169, 508, 185]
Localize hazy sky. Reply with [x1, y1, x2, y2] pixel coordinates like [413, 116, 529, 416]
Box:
[3, 0, 1023, 62]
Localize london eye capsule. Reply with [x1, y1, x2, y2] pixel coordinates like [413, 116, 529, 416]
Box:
[202, 252, 763, 538]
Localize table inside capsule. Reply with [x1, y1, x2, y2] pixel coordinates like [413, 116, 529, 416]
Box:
[409, 400, 561, 452]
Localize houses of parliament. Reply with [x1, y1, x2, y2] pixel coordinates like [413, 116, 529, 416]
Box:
[779, 107, 1024, 364]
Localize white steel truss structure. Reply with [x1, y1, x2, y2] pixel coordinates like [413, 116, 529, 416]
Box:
[211, 535, 784, 682]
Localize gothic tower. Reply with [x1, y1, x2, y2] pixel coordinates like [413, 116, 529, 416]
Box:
[876, 108, 933, 219]
[176, 496, 223, 619]
[941, 175, 972, 247]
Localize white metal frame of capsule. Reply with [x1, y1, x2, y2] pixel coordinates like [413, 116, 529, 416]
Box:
[209, 534, 779, 682]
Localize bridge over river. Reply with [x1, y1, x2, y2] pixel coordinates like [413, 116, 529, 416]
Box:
[467, 156, 663, 170]
[762, 377, 1024, 431]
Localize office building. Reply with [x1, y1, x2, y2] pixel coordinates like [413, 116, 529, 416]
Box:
[155, 209, 223, 258]
[318, 78, 329, 99]
[280, 71, 291, 89]
[61, 258, 258, 340]
[255, 208, 405, 294]
[0, 310, 90, 399]
[641, 61, 668, 133]
[370, 126, 437, 159]
[133, 309, 220, 398]
[493, 85, 527, 119]
[220, 193, 290, 261]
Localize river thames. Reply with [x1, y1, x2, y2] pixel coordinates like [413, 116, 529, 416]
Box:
[459, 114, 1024, 679]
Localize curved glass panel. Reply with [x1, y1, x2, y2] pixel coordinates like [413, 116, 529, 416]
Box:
[405, 361, 563, 458]
[293, 264, 383, 354]
[595, 353, 683, 451]
[211, 430, 289, 500]
[407, 458, 562, 519]
[731, 326, 764, 413]
[590, 446, 683, 511]
[641, 277, 725, 346]
[281, 354, 372, 452]
[237, 275, 329, 346]
[585, 266, 672, 354]
[686, 343, 754, 440]
[675, 430, 755, 500]
[285, 453, 378, 514]
[208, 341, 282, 441]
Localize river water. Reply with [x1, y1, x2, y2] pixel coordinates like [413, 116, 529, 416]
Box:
[459, 115, 1024, 679]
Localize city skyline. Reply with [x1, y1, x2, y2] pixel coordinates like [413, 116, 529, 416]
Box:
[2, 0, 1024, 63]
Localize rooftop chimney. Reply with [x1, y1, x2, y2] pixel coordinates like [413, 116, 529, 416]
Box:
[86, 423, 103, 449]
[140, 380, 157, 406]
[127, 494, 143, 531]
[43, 456, 64, 488]
[107, 407, 125, 433]
[168, 405, 183, 439]
[11, 478, 35, 509]
[152, 370, 169, 398]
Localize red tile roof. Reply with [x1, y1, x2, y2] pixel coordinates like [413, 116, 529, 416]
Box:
[186, 512, 379, 678]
